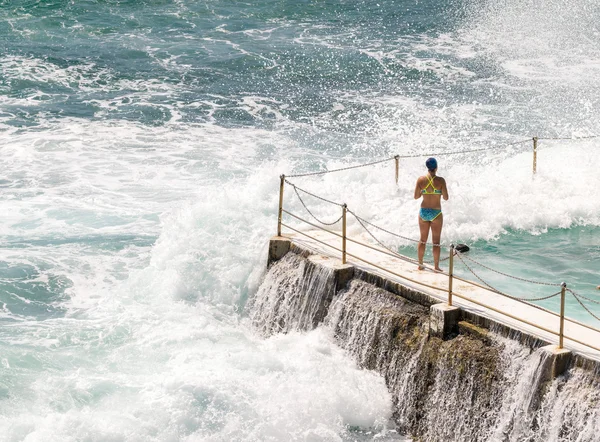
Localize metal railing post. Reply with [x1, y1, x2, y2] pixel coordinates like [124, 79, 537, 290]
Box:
[559, 282, 566, 349]
[395, 155, 400, 184]
[277, 174, 285, 236]
[342, 204, 347, 264]
[533, 137, 538, 175]
[448, 244, 455, 306]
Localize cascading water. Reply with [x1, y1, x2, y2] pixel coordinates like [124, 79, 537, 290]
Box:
[249, 253, 336, 336]
[252, 249, 600, 441]
[2, 0, 600, 439]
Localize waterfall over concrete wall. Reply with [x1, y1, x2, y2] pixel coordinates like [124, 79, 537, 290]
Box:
[250, 253, 336, 336]
[250, 249, 600, 441]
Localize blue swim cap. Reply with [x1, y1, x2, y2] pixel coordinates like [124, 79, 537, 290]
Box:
[425, 157, 438, 170]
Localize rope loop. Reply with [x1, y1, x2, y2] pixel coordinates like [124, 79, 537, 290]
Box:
[459, 253, 561, 287]
[568, 288, 600, 322]
[349, 210, 445, 247]
[286, 138, 534, 178]
[455, 253, 562, 303]
[348, 210, 450, 268]
[350, 212, 424, 266]
[285, 180, 343, 207]
[566, 288, 600, 305]
[286, 181, 344, 226]
[399, 140, 530, 159]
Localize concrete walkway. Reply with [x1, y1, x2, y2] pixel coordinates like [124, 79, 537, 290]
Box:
[282, 229, 600, 362]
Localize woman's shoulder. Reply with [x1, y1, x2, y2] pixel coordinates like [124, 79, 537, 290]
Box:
[419, 174, 444, 181]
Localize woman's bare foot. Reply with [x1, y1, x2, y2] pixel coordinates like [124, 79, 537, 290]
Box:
[434, 267, 443, 273]
[418, 264, 425, 270]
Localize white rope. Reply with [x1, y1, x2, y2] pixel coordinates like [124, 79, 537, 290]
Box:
[350, 210, 445, 247]
[289, 184, 344, 226]
[568, 289, 600, 322]
[287, 157, 395, 178]
[459, 254, 561, 287]
[456, 253, 561, 302]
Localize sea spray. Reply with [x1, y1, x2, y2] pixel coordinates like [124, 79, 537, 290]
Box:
[3, 0, 600, 439]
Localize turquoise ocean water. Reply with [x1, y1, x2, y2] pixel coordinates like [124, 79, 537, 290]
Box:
[1, 0, 600, 440]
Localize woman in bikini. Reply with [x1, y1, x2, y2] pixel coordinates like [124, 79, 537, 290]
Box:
[414, 157, 449, 271]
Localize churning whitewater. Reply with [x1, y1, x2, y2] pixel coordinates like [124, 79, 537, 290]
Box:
[1, 0, 599, 440]
[251, 251, 600, 441]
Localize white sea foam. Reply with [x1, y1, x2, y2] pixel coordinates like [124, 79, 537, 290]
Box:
[0, 55, 110, 91]
[2, 0, 600, 438]
[0, 118, 401, 440]
[282, 141, 600, 244]
[0, 320, 394, 441]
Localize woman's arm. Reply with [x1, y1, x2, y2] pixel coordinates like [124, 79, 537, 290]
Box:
[441, 177, 449, 201]
[414, 177, 422, 200]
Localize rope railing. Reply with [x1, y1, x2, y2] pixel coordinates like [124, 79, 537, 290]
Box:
[283, 182, 447, 273]
[284, 178, 568, 291]
[276, 174, 600, 354]
[286, 134, 598, 178]
[568, 289, 600, 323]
[455, 252, 562, 302]
[286, 179, 450, 263]
[289, 183, 344, 226]
[458, 253, 562, 287]
[537, 135, 599, 140]
[349, 210, 452, 265]
[349, 210, 436, 270]
[350, 210, 445, 247]
[284, 179, 591, 294]
[287, 156, 396, 178]
[285, 181, 439, 271]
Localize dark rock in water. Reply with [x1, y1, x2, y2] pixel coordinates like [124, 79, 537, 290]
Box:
[456, 243, 470, 253]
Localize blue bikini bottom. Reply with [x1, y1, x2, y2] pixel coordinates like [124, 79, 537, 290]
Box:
[419, 208, 442, 222]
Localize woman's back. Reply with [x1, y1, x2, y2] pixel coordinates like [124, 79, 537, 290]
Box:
[416, 174, 446, 209]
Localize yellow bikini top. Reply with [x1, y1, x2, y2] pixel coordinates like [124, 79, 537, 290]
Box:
[421, 174, 442, 195]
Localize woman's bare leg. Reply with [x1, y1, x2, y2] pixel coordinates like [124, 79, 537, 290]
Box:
[418, 216, 430, 270]
[430, 214, 444, 271]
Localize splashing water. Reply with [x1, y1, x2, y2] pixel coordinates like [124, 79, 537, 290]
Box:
[1, 0, 600, 439]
